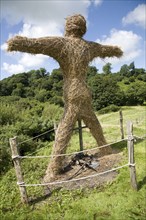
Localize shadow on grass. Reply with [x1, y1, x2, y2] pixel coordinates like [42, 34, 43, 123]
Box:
[134, 138, 146, 144]
[29, 186, 63, 205]
[111, 140, 127, 152]
[29, 187, 52, 204]
[111, 138, 145, 153]
[138, 176, 146, 190]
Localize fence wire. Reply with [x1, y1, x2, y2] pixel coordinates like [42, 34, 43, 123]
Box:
[17, 163, 129, 187]
[16, 138, 127, 159]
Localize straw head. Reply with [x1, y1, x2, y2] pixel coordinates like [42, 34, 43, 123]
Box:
[65, 14, 86, 38]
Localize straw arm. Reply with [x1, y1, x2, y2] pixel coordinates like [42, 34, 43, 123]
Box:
[89, 42, 123, 59]
[7, 36, 65, 60]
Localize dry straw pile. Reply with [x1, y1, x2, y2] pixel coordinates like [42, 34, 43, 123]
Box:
[7, 14, 123, 182]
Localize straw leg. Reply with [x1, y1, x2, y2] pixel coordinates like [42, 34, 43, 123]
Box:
[44, 105, 77, 182]
[81, 107, 112, 155]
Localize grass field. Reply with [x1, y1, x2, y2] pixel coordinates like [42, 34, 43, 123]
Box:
[0, 106, 145, 220]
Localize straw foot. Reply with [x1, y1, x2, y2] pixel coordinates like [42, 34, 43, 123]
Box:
[98, 146, 112, 157]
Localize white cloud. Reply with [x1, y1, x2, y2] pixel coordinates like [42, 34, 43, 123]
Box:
[0, 0, 103, 78]
[19, 54, 48, 68]
[1, 0, 96, 77]
[95, 29, 142, 66]
[122, 4, 146, 29]
[1, 0, 102, 37]
[1, 0, 93, 42]
[2, 53, 49, 75]
[18, 22, 63, 38]
[2, 63, 25, 74]
[93, 0, 103, 6]
[1, 43, 8, 51]
[1, 0, 91, 26]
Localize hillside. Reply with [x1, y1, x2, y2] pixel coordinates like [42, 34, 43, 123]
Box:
[0, 64, 146, 219]
[0, 106, 145, 220]
[0, 65, 146, 109]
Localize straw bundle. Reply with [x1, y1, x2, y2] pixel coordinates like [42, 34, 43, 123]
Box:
[7, 36, 65, 61]
[65, 14, 86, 37]
[7, 14, 123, 182]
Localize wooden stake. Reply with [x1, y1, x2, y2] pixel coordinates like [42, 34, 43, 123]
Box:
[119, 110, 124, 139]
[54, 121, 57, 135]
[9, 137, 28, 203]
[78, 119, 83, 151]
[127, 122, 138, 190]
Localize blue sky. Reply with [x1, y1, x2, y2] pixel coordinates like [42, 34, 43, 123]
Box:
[0, 0, 146, 79]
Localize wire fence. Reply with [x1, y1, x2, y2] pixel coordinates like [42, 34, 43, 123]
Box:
[15, 138, 127, 159]
[11, 137, 130, 190]
[16, 110, 145, 147]
[9, 109, 145, 203]
[99, 110, 145, 124]
[18, 127, 55, 145]
[18, 163, 129, 187]
[11, 109, 145, 159]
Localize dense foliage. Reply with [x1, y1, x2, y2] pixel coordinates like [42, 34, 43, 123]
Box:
[0, 97, 63, 173]
[0, 63, 146, 109]
[0, 62, 146, 173]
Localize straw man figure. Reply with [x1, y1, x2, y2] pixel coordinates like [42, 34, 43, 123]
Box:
[7, 14, 123, 182]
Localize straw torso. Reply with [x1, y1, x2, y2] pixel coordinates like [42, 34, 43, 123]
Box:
[59, 37, 93, 105]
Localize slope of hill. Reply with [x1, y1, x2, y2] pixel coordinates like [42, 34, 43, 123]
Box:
[0, 106, 145, 220]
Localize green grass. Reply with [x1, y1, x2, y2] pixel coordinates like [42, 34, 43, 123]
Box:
[0, 106, 146, 220]
[98, 105, 146, 142]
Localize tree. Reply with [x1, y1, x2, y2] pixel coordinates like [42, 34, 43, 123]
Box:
[36, 68, 47, 78]
[120, 64, 129, 77]
[50, 68, 63, 82]
[48, 69, 63, 106]
[135, 68, 146, 81]
[88, 75, 124, 110]
[102, 62, 112, 75]
[10, 83, 22, 97]
[125, 81, 146, 105]
[129, 61, 135, 76]
[86, 66, 98, 80]
[35, 89, 50, 102]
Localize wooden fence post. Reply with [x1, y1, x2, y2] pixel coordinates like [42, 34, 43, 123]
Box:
[54, 121, 57, 135]
[78, 119, 83, 151]
[9, 136, 28, 203]
[119, 110, 124, 139]
[127, 122, 138, 190]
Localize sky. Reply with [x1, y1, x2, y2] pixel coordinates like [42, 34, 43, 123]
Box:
[0, 0, 146, 80]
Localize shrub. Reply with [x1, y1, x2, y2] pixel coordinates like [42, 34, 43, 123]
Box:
[98, 105, 121, 114]
[129, 76, 135, 83]
[0, 103, 19, 125]
[123, 79, 130, 85]
[35, 89, 49, 102]
[0, 141, 11, 174]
